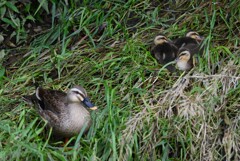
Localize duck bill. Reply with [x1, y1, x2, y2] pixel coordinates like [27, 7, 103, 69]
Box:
[82, 97, 97, 110]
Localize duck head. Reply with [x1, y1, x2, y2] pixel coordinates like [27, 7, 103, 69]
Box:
[176, 50, 192, 71]
[154, 35, 169, 45]
[186, 31, 204, 43]
[67, 86, 97, 110]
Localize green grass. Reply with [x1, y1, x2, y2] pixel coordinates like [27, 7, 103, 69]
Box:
[1, 0, 240, 160]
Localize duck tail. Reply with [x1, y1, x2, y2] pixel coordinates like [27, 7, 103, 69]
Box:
[22, 82, 41, 105]
[22, 94, 35, 105]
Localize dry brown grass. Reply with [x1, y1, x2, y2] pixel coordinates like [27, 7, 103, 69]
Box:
[121, 60, 240, 160]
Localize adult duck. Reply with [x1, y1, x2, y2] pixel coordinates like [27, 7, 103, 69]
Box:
[23, 85, 97, 138]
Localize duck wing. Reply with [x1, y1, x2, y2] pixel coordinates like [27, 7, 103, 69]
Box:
[36, 87, 67, 114]
[173, 37, 198, 49]
[180, 43, 202, 56]
[23, 87, 67, 115]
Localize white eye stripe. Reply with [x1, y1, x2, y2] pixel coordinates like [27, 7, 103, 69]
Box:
[186, 32, 199, 37]
[71, 88, 85, 97]
[154, 35, 168, 45]
[179, 51, 190, 57]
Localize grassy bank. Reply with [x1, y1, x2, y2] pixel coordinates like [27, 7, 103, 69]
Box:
[0, 0, 239, 160]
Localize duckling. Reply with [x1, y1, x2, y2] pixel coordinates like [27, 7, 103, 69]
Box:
[151, 35, 178, 72]
[173, 31, 204, 49]
[176, 47, 199, 71]
[23, 85, 97, 138]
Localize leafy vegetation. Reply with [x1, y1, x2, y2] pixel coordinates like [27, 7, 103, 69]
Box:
[0, 0, 239, 160]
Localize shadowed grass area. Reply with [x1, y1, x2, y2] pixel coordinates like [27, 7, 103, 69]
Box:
[0, 0, 240, 160]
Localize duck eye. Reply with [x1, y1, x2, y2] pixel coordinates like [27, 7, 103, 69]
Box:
[179, 54, 185, 57]
[72, 90, 79, 94]
[73, 90, 85, 98]
[179, 52, 188, 57]
[75, 91, 80, 94]
[73, 90, 80, 95]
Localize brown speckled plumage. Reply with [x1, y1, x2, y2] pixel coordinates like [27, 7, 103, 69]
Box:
[23, 86, 96, 138]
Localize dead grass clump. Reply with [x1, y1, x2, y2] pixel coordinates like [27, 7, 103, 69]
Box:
[121, 61, 240, 160]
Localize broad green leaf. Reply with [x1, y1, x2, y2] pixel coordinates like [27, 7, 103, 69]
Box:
[5, 1, 19, 13]
[26, 15, 35, 21]
[0, 6, 6, 18]
[1, 17, 16, 28]
[0, 35, 4, 44]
